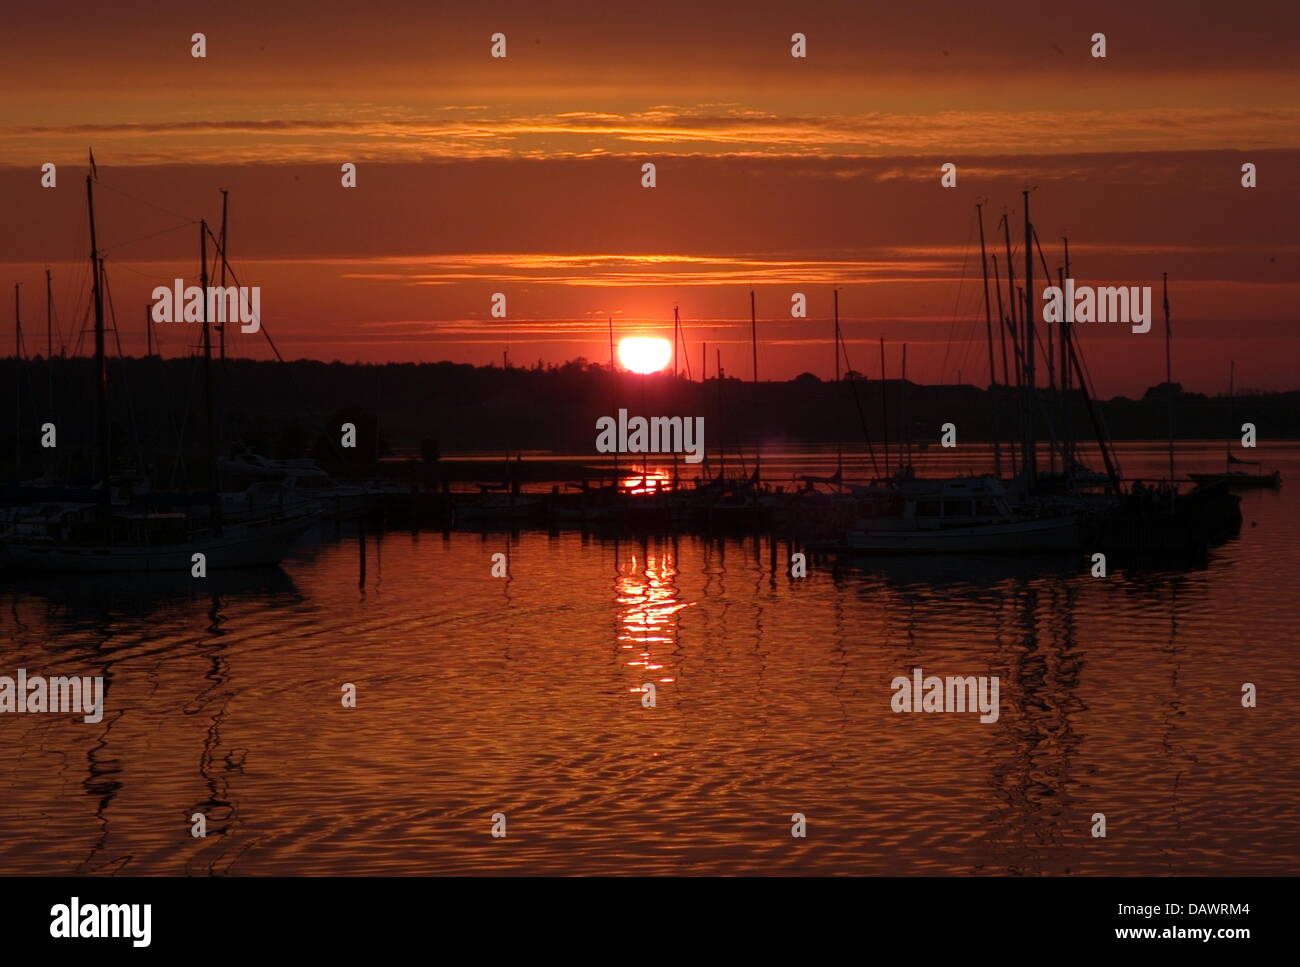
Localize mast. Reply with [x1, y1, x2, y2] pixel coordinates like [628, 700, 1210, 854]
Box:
[879, 336, 889, 472]
[1057, 265, 1068, 479]
[46, 269, 54, 421]
[1022, 190, 1035, 491]
[833, 288, 842, 479]
[991, 253, 1017, 478]
[1065, 320, 1122, 495]
[200, 220, 221, 533]
[1227, 360, 1235, 470]
[218, 189, 229, 458]
[750, 289, 759, 481]
[45, 271, 52, 360]
[833, 288, 841, 383]
[1001, 215, 1022, 471]
[902, 343, 910, 469]
[87, 172, 110, 513]
[716, 347, 724, 479]
[608, 317, 618, 479]
[672, 305, 679, 379]
[219, 189, 228, 363]
[1060, 237, 1072, 480]
[13, 283, 20, 480]
[1031, 227, 1058, 475]
[1163, 271, 1174, 486]
[976, 203, 1001, 477]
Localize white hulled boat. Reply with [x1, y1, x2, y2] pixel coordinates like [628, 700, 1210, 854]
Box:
[844, 476, 1081, 553]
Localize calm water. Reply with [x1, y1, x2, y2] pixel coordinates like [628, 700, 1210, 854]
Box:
[2, 443, 1298, 875]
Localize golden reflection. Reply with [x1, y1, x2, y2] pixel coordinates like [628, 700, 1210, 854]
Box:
[616, 548, 692, 689]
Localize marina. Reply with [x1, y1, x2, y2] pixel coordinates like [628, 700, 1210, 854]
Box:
[0, 439, 1295, 875]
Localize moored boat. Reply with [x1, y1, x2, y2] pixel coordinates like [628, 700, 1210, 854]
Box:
[843, 476, 1082, 553]
[2, 507, 316, 573]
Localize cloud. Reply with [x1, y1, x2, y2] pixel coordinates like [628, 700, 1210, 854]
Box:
[6, 106, 1299, 166]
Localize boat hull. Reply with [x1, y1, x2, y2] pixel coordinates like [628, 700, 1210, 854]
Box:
[846, 515, 1082, 553]
[1188, 472, 1280, 490]
[1, 515, 316, 573]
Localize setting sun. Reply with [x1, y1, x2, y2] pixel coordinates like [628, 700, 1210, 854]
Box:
[617, 336, 672, 374]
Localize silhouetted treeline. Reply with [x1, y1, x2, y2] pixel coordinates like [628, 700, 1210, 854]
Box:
[1, 356, 1296, 484]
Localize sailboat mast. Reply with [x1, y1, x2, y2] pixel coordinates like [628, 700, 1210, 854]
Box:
[86, 173, 110, 510]
[46, 269, 54, 420]
[1000, 215, 1023, 478]
[14, 283, 21, 479]
[833, 288, 842, 480]
[991, 253, 1017, 479]
[608, 317, 618, 479]
[750, 289, 758, 383]
[750, 289, 759, 480]
[879, 336, 889, 472]
[44, 270, 52, 360]
[833, 288, 840, 383]
[672, 304, 679, 379]
[716, 347, 724, 479]
[200, 220, 221, 532]
[1061, 238, 1072, 480]
[1163, 271, 1174, 486]
[976, 203, 1001, 478]
[219, 189, 228, 363]
[902, 343, 910, 468]
[1022, 190, 1035, 490]
[1227, 360, 1235, 470]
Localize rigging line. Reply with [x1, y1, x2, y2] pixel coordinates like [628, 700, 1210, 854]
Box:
[96, 180, 200, 225]
[680, 315, 693, 380]
[1073, 332, 1121, 477]
[937, 212, 976, 384]
[203, 230, 344, 458]
[58, 258, 90, 359]
[1031, 227, 1064, 376]
[949, 286, 983, 382]
[99, 219, 197, 257]
[836, 326, 880, 478]
[72, 302, 90, 358]
[101, 264, 147, 471]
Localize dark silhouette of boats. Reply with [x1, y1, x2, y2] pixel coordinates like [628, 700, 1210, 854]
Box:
[1, 158, 317, 572]
[1188, 464, 1281, 490]
[1187, 362, 1282, 490]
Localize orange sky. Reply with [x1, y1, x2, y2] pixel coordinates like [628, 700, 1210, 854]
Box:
[1, 0, 1297, 394]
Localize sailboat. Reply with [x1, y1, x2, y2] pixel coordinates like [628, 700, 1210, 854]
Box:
[1188, 454, 1281, 489]
[843, 475, 1082, 552]
[1, 162, 317, 573]
[1188, 362, 1281, 490]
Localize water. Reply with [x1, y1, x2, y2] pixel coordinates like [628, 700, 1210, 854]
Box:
[2, 444, 1297, 875]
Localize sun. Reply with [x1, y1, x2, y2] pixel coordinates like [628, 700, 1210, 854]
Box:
[617, 336, 672, 374]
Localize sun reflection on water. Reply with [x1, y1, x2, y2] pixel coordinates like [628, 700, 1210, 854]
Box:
[616, 548, 691, 690]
